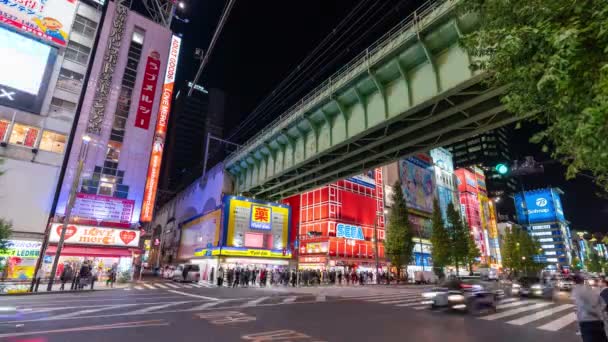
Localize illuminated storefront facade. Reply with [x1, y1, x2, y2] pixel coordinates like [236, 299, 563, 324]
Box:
[0, 0, 102, 246]
[284, 169, 386, 272]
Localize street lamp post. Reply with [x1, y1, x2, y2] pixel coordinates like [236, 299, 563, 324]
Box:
[47, 135, 91, 291]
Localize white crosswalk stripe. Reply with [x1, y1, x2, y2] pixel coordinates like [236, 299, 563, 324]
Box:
[538, 312, 577, 331]
[480, 302, 553, 320]
[379, 298, 421, 305]
[190, 283, 202, 288]
[165, 283, 180, 289]
[496, 299, 536, 309]
[506, 304, 574, 326]
[180, 284, 193, 288]
[241, 296, 269, 307]
[142, 284, 156, 289]
[154, 283, 168, 289]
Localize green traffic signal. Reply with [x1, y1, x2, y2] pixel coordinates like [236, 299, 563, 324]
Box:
[495, 163, 509, 175]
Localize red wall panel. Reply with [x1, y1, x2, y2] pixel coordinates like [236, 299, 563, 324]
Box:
[340, 190, 377, 226]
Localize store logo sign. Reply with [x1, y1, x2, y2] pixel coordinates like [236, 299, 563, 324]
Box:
[336, 224, 364, 240]
[536, 197, 548, 207]
[250, 205, 272, 230]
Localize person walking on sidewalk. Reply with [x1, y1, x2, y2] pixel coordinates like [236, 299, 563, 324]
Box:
[59, 263, 73, 291]
[78, 262, 91, 290]
[217, 266, 224, 287]
[572, 275, 608, 342]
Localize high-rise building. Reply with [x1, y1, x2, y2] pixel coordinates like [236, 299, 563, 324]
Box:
[284, 169, 386, 272]
[0, 0, 104, 279]
[51, 1, 180, 276]
[160, 82, 225, 190]
[454, 167, 501, 266]
[514, 188, 573, 268]
[429, 148, 459, 224]
[446, 127, 517, 218]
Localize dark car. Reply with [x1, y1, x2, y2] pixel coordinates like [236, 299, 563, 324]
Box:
[430, 278, 497, 315]
[513, 276, 553, 299]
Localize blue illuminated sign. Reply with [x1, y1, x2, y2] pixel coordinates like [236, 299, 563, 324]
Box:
[336, 223, 364, 240]
[514, 188, 566, 224]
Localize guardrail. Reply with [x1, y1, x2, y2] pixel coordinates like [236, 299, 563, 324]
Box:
[226, 0, 454, 166]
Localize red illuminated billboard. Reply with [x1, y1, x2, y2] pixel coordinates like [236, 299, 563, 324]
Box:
[140, 35, 181, 222]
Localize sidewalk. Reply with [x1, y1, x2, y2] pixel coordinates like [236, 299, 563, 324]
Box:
[0, 281, 129, 295]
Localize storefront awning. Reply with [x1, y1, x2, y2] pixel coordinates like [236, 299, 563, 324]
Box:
[46, 245, 133, 258]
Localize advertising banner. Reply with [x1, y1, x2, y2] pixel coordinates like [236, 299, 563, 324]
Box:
[134, 52, 161, 130]
[141, 35, 182, 222]
[347, 170, 375, 188]
[0, 0, 78, 46]
[223, 195, 290, 252]
[0, 240, 41, 258]
[193, 247, 291, 259]
[336, 223, 364, 240]
[399, 156, 435, 213]
[178, 209, 221, 260]
[49, 224, 140, 247]
[455, 169, 478, 194]
[514, 188, 566, 224]
[0, 26, 56, 114]
[72, 193, 134, 227]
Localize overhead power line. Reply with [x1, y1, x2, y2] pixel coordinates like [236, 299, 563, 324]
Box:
[188, 0, 236, 97]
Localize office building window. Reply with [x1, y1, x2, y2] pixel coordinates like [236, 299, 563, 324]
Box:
[56, 68, 84, 93]
[39, 130, 67, 153]
[9, 123, 39, 147]
[65, 41, 91, 65]
[0, 120, 9, 141]
[71, 14, 97, 38]
[49, 97, 77, 117]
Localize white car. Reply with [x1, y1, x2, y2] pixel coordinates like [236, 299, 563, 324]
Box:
[171, 264, 200, 282]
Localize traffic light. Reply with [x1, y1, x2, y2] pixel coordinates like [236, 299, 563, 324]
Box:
[495, 163, 509, 175]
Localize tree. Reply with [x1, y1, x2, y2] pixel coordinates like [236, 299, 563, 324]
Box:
[570, 255, 582, 272]
[430, 199, 450, 278]
[464, 221, 481, 274]
[385, 181, 415, 283]
[459, 0, 608, 190]
[0, 159, 9, 253]
[501, 226, 543, 276]
[446, 203, 468, 276]
[501, 226, 521, 277]
[586, 250, 602, 273]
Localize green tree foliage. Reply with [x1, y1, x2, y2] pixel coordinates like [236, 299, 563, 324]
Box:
[385, 181, 415, 283]
[500, 226, 544, 276]
[464, 221, 481, 274]
[570, 255, 582, 271]
[446, 203, 469, 275]
[459, 0, 608, 190]
[586, 250, 602, 273]
[0, 159, 9, 253]
[430, 199, 450, 278]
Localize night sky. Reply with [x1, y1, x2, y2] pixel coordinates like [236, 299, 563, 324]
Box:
[168, 0, 608, 232]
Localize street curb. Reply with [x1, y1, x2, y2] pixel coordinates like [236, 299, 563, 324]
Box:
[0, 287, 126, 297]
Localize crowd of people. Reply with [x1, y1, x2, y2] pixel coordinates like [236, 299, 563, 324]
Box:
[215, 267, 395, 287]
[51, 261, 118, 291]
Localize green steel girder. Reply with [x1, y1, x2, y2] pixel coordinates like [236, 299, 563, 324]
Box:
[224, 0, 524, 198]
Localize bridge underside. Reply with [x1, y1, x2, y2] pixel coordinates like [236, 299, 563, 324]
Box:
[226, 1, 524, 200]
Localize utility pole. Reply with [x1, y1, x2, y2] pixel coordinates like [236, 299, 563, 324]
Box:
[373, 213, 379, 281]
[47, 136, 91, 291]
[202, 133, 241, 177]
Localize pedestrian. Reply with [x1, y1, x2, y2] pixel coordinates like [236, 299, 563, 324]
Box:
[34, 267, 44, 292]
[78, 262, 91, 290]
[217, 267, 224, 287]
[60, 263, 73, 291]
[233, 268, 240, 288]
[90, 266, 99, 290]
[572, 274, 608, 342]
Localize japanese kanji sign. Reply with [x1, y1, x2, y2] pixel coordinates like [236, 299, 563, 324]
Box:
[0, 0, 78, 47]
[134, 51, 161, 130]
[250, 205, 272, 230]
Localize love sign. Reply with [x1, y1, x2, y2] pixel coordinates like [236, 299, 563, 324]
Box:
[49, 224, 140, 247]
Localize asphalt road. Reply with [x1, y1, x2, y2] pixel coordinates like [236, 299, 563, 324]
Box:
[0, 281, 579, 342]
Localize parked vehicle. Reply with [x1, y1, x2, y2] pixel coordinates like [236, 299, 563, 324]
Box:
[414, 271, 438, 284]
[512, 276, 553, 299]
[172, 264, 200, 282]
[429, 277, 498, 315]
[162, 266, 175, 279]
[478, 268, 499, 281]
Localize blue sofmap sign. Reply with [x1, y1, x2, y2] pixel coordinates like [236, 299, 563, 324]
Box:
[515, 188, 566, 224]
[336, 223, 364, 240]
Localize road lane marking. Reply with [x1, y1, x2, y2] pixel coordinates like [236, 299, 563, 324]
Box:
[48, 305, 132, 320]
[241, 296, 269, 307]
[507, 304, 574, 325]
[134, 286, 144, 290]
[154, 283, 168, 289]
[142, 284, 157, 289]
[379, 298, 421, 305]
[362, 294, 420, 301]
[496, 300, 535, 309]
[126, 301, 189, 315]
[498, 298, 518, 304]
[412, 305, 427, 310]
[396, 301, 426, 307]
[480, 302, 553, 320]
[316, 295, 326, 302]
[166, 289, 219, 300]
[181, 284, 193, 288]
[165, 283, 180, 288]
[281, 296, 297, 304]
[0, 319, 169, 338]
[186, 300, 231, 311]
[538, 312, 577, 331]
[191, 283, 202, 288]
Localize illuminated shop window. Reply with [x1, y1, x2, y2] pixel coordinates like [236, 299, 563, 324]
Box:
[0, 120, 9, 141]
[99, 182, 114, 196]
[9, 123, 39, 148]
[39, 130, 67, 153]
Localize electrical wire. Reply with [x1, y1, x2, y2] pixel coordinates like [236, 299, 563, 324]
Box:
[188, 0, 236, 96]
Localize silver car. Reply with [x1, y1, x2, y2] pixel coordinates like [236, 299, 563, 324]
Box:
[172, 264, 201, 282]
